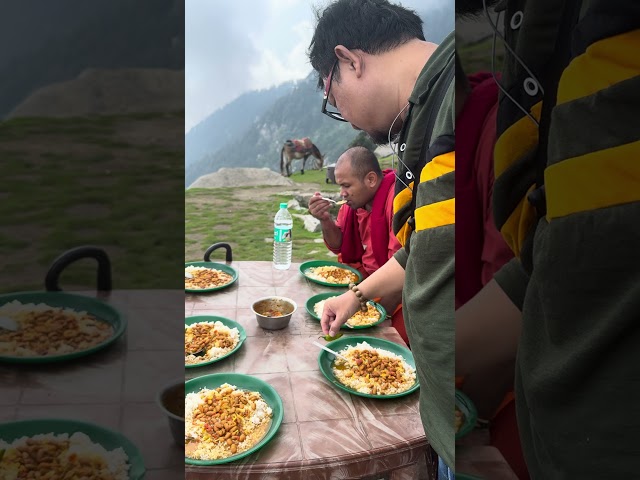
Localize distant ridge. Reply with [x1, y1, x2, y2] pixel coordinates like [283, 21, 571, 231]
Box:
[185, 72, 357, 188]
[8, 68, 183, 118]
[185, 82, 296, 168]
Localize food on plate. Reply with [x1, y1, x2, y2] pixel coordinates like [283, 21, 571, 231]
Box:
[0, 432, 129, 479]
[306, 266, 359, 284]
[185, 384, 273, 460]
[184, 321, 240, 365]
[314, 299, 381, 327]
[185, 266, 233, 290]
[0, 300, 114, 357]
[455, 406, 465, 434]
[331, 341, 416, 395]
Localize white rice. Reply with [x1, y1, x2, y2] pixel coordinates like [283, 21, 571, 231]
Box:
[184, 321, 240, 365]
[0, 300, 89, 319]
[0, 300, 112, 357]
[185, 383, 273, 460]
[0, 431, 129, 480]
[332, 341, 416, 395]
[306, 266, 358, 284]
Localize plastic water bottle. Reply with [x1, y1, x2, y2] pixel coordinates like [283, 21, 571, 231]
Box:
[273, 202, 293, 270]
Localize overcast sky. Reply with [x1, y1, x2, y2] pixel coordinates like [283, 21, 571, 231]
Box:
[185, 0, 452, 132]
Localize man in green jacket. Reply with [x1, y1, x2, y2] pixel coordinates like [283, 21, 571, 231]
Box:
[456, 0, 640, 477]
[308, 1, 455, 478]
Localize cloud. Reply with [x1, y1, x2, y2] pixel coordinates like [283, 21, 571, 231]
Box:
[248, 19, 313, 91]
[186, 0, 454, 131]
[185, 0, 269, 130]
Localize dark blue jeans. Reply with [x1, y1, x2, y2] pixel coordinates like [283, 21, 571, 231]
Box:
[438, 456, 455, 480]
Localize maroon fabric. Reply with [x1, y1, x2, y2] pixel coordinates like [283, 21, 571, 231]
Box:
[455, 72, 499, 308]
[340, 170, 395, 267]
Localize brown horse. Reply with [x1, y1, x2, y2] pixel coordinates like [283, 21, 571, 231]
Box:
[280, 138, 324, 177]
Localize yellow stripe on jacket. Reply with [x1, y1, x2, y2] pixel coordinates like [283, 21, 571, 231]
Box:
[546, 29, 640, 219]
[415, 151, 455, 232]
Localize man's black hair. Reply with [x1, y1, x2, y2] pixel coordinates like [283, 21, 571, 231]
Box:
[309, 0, 424, 89]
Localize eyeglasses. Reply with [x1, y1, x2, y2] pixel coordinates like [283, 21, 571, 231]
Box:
[321, 60, 348, 122]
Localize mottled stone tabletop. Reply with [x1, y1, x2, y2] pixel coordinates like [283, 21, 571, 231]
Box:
[184, 261, 431, 480]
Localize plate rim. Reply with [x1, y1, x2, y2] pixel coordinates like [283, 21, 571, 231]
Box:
[298, 260, 363, 287]
[184, 315, 247, 369]
[304, 292, 387, 329]
[0, 291, 126, 364]
[317, 335, 419, 399]
[184, 372, 284, 465]
[0, 417, 145, 479]
[184, 262, 239, 293]
[455, 388, 478, 440]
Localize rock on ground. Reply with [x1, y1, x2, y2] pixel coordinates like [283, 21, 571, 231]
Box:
[292, 214, 321, 233]
[8, 68, 184, 118]
[189, 168, 295, 189]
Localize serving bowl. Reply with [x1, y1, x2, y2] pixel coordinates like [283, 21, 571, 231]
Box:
[251, 296, 297, 330]
[156, 377, 185, 446]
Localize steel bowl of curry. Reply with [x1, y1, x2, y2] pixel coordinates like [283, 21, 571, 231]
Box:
[251, 296, 297, 330]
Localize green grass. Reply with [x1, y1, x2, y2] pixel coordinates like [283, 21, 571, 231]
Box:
[286, 169, 340, 190]
[185, 187, 342, 263]
[185, 153, 396, 263]
[0, 113, 183, 292]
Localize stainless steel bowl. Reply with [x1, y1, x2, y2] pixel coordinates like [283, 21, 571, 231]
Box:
[251, 296, 297, 330]
[156, 378, 185, 446]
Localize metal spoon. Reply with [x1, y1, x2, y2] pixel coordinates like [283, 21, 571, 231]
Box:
[0, 316, 18, 332]
[311, 340, 353, 364]
[320, 197, 347, 205]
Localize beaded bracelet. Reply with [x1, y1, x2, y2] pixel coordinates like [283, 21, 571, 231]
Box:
[348, 283, 369, 312]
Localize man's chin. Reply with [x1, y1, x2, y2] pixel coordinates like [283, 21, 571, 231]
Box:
[367, 130, 393, 145]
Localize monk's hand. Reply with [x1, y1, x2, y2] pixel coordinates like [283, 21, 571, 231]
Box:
[320, 291, 360, 337]
[308, 192, 332, 221]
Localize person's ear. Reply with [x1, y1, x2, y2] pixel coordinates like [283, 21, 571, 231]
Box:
[334, 45, 364, 78]
[365, 172, 377, 187]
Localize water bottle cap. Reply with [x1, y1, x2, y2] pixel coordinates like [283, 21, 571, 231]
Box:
[280, 203, 287, 209]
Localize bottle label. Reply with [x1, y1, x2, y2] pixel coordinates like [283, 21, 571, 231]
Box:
[274, 226, 292, 243]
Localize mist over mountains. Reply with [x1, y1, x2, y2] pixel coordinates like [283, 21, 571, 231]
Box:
[185, 72, 358, 188]
[185, 82, 297, 169]
[185, 2, 453, 188]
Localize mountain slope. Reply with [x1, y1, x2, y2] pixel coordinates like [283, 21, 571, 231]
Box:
[185, 82, 295, 168]
[186, 72, 358, 188]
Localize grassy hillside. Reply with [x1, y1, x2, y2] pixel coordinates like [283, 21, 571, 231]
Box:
[185, 156, 394, 263]
[0, 112, 184, 292]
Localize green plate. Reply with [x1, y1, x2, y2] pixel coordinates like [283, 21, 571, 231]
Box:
[184, 373, 284, 465]
[0, 418, 145, 479]
[299, 260, 363, 287]
[184, 316, 247, 369]
[305, 292, 387, 330]
[317, 336, 419, 398]
[456, 389, 478, 440]
[184, 262, 238, 293]
[0, 291, 126, 364]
